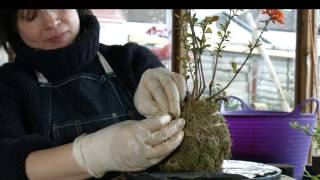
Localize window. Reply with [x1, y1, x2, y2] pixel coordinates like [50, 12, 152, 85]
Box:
[92, 9, 173, 69]
[188, 9, 297, 112]
[0, 48, 8, 66]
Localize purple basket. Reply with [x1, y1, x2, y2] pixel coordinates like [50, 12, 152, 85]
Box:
[220, 96, 319, 180]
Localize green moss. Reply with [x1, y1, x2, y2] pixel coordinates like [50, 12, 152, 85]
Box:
[158, 99, 232, 172]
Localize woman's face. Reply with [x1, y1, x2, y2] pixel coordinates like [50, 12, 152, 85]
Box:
[16, 9, 80, 50]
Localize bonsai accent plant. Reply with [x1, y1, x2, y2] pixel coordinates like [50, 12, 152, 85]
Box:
[158, 9, 285, 172]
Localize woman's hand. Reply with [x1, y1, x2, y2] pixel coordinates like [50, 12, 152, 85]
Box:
[134, 67, 187, 119]
[72, 114, 185, 178]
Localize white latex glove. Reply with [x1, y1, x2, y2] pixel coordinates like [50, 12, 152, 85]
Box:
[134, 67, 187, 119]
[72, 114, 185, 178]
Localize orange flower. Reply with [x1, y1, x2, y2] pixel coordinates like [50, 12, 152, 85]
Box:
[262, 9, 285, 24]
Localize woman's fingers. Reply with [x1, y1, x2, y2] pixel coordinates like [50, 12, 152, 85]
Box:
[145, 130, 184, 159]
[146, 118, 185, 145]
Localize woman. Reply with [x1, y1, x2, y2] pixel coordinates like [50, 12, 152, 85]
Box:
[0, 10, 186, 179]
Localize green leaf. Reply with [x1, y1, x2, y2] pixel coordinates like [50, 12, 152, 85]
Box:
[192, 13, 198, 23]
[204, 44, 211, 48]
[186, 33, 193, 37]
[231, 62, 237, 73]
[193, 17, 198, 23]
[203, 16, 210, 24]
[205, 27, 212, 33]
[217, 31, 223, 37]
[219, 24, 225, 31]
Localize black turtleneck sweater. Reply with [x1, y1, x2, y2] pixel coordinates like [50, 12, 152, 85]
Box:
[0, 15, 163, 180]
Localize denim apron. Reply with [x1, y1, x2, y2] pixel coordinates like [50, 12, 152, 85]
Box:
[36, 52, 141, 145]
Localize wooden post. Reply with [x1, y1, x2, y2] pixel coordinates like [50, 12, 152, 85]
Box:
[295, 9, 318, 114]
[295, 9, 318, 164]
[171, 9, 187, 74]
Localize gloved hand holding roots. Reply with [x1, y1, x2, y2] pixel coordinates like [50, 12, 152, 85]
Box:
[134, 67, 187, 119]
[72, 114, 185, 178]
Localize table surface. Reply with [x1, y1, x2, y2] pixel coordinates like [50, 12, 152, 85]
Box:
[125, 160, 283, 179]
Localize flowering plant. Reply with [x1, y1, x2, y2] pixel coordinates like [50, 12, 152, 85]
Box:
[159, 9, 285, 172]
[180, 9, 284, 101]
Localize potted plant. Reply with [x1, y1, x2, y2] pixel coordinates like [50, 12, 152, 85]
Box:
[158, 8, 284, 172]
[126, 9, 285, 179]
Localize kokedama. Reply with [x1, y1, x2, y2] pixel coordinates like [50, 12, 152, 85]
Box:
[158, 9, 284, 172]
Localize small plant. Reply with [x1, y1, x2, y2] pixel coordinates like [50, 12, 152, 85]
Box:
[304, 170, 320, 180]
[159, 9, 284, 172]
[290, 121, 320, 150]
[290, 121, 320, 179]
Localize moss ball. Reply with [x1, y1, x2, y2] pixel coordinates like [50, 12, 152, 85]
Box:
[158, 99, 232, 172]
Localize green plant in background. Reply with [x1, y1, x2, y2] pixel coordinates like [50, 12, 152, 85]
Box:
[304, 170, 320, 180]
[290, 121, 320, 179]
[290, 121, 320, 150]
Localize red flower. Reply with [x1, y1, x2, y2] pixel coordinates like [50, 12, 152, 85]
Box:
[262, 9, 285, 24]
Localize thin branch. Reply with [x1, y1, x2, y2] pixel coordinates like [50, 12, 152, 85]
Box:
[209, 9, 238, 97]
[208, 18, 271, 101]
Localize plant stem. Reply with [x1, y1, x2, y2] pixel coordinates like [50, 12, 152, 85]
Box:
[187, 10, 199, 98]
[209, 9, 238, 97]
[187, 10, 206, 99]
[208, 18, 271, 101]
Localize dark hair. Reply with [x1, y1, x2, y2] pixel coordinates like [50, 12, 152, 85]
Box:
[0, 9, 93, 53]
